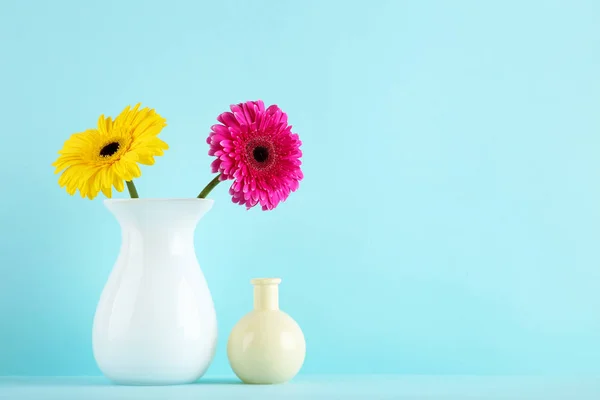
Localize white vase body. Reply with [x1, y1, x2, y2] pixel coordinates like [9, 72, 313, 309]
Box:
[227, 278, 305, 384]
[92, 199, 218, 385]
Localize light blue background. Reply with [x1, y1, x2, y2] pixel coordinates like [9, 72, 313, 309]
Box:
[0, 0, 599, 377]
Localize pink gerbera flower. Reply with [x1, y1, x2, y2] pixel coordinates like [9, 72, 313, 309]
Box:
[207, 100, 303, 210]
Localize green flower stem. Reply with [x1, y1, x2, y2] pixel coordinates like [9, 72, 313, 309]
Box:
[197, 174, 222, 199]
[126, 180, 139, 199]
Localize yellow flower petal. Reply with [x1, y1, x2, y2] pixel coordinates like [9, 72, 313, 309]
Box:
[101, 185, 112, 198]
[113, 174, 125, 192]
[138, 154, 156, 166]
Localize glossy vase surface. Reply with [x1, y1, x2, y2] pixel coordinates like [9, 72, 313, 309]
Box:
[93, 199, 218, 385]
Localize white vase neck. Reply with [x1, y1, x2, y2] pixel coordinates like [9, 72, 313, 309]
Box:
[104, 199, 214, 263]
[252, 278, 281, 311]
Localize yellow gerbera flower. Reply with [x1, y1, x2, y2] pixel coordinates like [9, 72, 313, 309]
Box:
[52, 103, 168, 199]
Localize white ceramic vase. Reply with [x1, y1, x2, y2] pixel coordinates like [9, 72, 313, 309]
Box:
[92, 199, 218, 385]
[227, 278, 305, 384]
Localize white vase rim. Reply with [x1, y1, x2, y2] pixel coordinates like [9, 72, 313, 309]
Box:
[104, 198, 215, 205]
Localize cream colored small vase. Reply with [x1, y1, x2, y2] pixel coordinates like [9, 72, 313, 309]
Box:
[227, 278, 305, 384]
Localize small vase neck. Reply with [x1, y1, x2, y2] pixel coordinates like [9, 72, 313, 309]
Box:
[252, 278, 281, 311]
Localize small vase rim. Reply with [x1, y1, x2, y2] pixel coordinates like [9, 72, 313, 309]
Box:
[251, 278, 282, 286]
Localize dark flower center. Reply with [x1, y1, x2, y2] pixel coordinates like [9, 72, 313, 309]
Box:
[100, 142, 120, 157]
[253, 146, 269, 163]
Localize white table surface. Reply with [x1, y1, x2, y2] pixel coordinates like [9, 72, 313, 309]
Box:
[1, 375, 599, 400]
